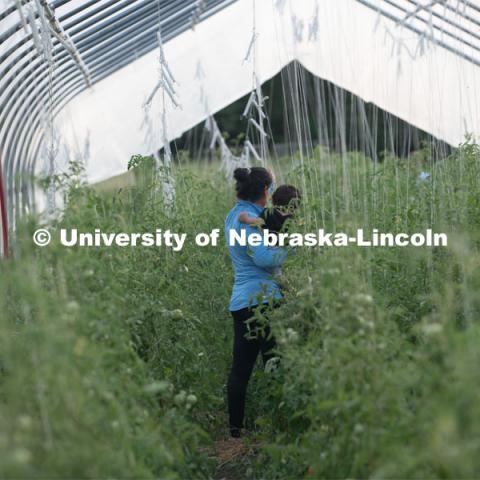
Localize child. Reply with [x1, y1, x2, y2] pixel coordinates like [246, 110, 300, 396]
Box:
[239, 184, 301, 288]
[238, 184, 301, 236]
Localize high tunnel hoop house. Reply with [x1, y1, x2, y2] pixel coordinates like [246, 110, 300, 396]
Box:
[1, 0, 480, 256]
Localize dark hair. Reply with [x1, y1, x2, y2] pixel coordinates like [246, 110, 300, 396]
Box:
[272, 184, 301, 208]
[233, 167, 272, 202]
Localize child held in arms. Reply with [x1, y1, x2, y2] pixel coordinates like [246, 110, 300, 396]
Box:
[238, 184, 301, 287]
[239, 184, 301, 235]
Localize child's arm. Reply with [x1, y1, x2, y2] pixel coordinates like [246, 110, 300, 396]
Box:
[238, 211, 265, 226]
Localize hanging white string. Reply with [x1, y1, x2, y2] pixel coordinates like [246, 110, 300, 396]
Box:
[17, 0, 91, 86]
[142, 22, 181, 212]
[37, 0, 91, 86]
[14, 0, 92, 218]
[308, 3, 319, 42]
[243, 32, 259, 63]
[240, 0, 270, 166]
[205, 116, 249, 179]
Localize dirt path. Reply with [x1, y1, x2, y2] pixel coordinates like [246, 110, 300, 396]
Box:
[201, 437, 260, 480]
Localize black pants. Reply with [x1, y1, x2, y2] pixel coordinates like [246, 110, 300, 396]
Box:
[227, 305, 277, 433]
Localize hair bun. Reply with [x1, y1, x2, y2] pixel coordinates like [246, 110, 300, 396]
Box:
[233, 166, 271, 202]
[233, 168, 250, 183]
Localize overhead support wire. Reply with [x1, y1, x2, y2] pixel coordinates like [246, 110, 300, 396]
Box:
[356, 0, 480, 67]
[397, 0, 445, 27]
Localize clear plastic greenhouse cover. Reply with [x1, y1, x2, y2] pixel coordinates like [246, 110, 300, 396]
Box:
[0, 0, 480, 256]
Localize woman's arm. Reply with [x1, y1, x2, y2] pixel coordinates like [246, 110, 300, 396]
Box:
[245, 224, 288, 268]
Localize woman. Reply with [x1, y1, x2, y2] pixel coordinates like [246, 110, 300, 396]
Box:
[224, 166, 288, 438]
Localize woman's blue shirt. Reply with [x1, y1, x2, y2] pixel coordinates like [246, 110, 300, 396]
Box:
[225, 200, 288, 311]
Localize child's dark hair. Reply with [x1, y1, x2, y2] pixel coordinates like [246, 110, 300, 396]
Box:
[272, 185, 301, 208]
[233, 167, 273, 202]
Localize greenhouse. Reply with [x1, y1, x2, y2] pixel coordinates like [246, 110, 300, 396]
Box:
[1, 0, 480, 478]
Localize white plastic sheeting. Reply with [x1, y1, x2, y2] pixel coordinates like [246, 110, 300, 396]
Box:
[56, 0, 480, 182]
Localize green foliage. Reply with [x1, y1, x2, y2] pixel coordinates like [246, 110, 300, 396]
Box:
[2, 140, 480, 478]
[250, 138, 480, 479]
[0, 163, 231, 478]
